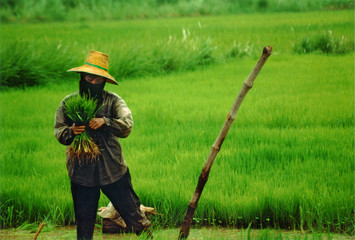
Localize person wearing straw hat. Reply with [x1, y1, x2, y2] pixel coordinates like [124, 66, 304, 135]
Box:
[54, 50, 152, 239]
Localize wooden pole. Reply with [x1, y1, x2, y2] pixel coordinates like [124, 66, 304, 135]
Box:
[178, 46, 273, 239]
[33, 222, 45, 240]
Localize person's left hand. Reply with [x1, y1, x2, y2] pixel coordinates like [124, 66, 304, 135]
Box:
[89, 118, 106, 130]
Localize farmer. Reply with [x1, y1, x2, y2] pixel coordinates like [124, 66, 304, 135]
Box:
[54, 50, 151, 240]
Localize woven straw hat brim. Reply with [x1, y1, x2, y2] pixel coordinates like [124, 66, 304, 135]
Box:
[67, 65, 118, 85]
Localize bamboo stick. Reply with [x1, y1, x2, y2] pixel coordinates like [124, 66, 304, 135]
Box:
[178, 46, 273, 239]
[33, 222, 45, 240]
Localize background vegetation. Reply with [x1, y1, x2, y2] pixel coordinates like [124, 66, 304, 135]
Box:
[0, 1, 354, 238]
[0, 0, 353, 23]
[1, 10, 353, 88]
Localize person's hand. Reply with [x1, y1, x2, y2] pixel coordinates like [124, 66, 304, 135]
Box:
[72, 124, 86, 135]
[89, 118, 106, 130]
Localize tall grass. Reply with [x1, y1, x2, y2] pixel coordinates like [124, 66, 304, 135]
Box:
[0, 40, 76, 88]
[294, 30, 354, 54]
[0, 0, 353, 23]
[0, 31, 220, 88]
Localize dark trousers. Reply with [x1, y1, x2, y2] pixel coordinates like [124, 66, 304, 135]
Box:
[71, 169, 151, 240]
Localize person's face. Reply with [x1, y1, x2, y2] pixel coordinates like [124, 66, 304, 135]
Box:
[83, 73, 106, 85]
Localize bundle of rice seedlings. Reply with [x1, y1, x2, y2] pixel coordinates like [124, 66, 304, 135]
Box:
[64, 93, 103, 165]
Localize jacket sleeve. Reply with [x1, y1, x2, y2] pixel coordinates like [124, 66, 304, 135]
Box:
[103, 97, 133, 138]
[54, 100, 75, 146]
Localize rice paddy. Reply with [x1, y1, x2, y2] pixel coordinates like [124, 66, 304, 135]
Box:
[0, 6, 354, 239]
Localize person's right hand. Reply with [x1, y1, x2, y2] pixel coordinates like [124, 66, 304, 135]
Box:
[72, 123, 86, 135]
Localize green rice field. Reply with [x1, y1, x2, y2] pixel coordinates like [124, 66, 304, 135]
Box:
[0, 6, 354, 239]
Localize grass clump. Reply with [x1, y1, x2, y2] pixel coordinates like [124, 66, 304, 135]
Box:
[113, 30, 218, 79]
[0, 40, 76, 88]
[0, 30, 219, 88]
[64, 93, 102, 165]
[293, 30, 354, 55]
[226, 41, 256, 59]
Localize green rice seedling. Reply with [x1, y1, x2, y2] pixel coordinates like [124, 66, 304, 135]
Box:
[64, 92, 103, 165]
[16, 221, 41, 233]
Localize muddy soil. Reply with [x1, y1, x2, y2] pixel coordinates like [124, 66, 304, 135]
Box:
[0, 226, 353, 239]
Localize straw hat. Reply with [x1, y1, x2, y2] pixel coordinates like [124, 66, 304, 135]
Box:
[67, 50, 118, 85]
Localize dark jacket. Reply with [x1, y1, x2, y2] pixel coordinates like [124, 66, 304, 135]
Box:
[54, 90, 133, 186]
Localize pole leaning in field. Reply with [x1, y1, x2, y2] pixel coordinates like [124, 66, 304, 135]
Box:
[178, 46, 273, 239]
[33, 222, 45, 240]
